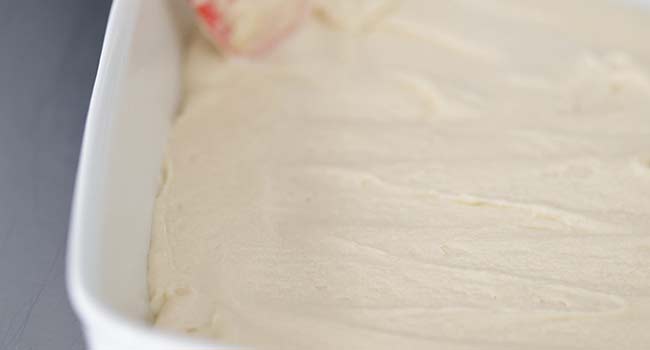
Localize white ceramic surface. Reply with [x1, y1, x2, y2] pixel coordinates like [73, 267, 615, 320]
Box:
[67, 0, 224, 349]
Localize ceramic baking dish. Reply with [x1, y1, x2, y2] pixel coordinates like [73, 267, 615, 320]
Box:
[66, 0, 223, 349]
[66, 0, 650, 349]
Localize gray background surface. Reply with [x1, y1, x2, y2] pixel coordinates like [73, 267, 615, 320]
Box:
[0, 1, 112, 349]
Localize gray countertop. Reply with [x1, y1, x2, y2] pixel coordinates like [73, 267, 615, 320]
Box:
[0, 1, 112, 349]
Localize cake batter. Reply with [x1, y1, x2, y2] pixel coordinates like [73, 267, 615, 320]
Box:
[149, 1, 650, 348]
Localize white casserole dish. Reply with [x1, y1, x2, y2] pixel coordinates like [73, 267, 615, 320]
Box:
[67, 0, 650, 349]
[66, 0, 223, 349]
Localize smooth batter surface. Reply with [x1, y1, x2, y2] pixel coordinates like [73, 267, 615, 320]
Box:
[149, 1, 650, 348]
